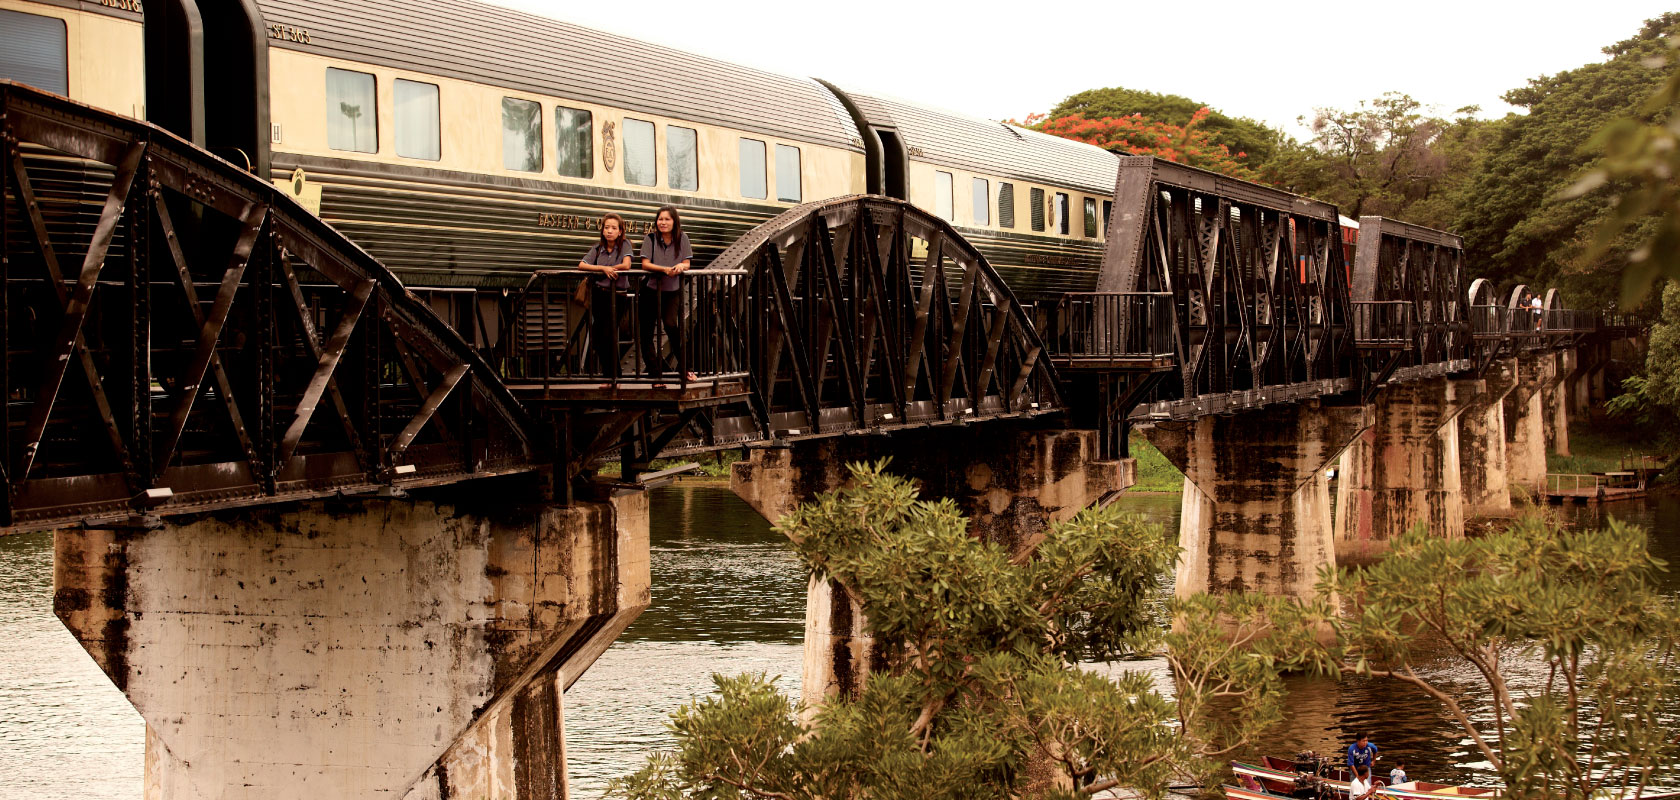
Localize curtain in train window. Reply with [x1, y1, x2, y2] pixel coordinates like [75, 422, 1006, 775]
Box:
[0, 9, 67, 96]
[972, 178, 990, 226]
[739, 138, 767, 199]
[555, 106, 593, 178]
[934, 171, 954, 220]
[1030, 187, 1045, 232]
[1055, 193, 1069, 235]
[668, 126, 698, 191]
[623, 118, 656, 186]
[501, 97, 542, 172]
[1083, 198, 1098, 238]
[1102, 200, 1112, 237]
[998, 183, 1015, 228]
[394, 79, 439, 160]
[775, 144, 801, 202]
[326, 68, 378, 153]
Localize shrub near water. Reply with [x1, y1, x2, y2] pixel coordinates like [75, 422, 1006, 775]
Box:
[610, 461, 1331, 799]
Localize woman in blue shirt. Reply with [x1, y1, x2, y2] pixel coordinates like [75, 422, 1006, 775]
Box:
[578, 213, 633, 381]
[638, 206, 694, 383]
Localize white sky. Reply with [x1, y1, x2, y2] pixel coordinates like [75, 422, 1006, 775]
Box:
[489, 0, 1674, 138]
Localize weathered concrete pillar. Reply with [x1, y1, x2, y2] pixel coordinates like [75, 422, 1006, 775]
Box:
[1505, 355, 1552, 497]
[1335, 378, 1479, 556]
[1458, 359, 1518, 519]
[1143, 400, 1371, 600]
[54, 487, 650, 800]
[731, 426, 1126, 705]
[1543, 349, 1572, 457]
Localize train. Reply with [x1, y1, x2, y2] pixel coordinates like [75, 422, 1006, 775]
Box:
[0, 0, 1137, 306]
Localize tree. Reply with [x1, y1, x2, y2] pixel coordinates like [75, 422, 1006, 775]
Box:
[1571, 31, 1680, 305]
[1031, 107, 1259, 178]
[1046, 86, 1281, 167]
[1453, 13, 1680, 311]
[1259, 92, 1484, 225]
[611, 462, 1329, 799]
[1322, 518, 1680, 800]
[1607, 281, 1680, 447]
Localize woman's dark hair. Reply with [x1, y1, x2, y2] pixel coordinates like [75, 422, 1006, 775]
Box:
[653, 205, 683, 247]
[597, 212, 626, 251]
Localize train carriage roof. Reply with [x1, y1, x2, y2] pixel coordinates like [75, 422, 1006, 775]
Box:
[253, 0, 865, 152]
[844, 90, 1121, 195]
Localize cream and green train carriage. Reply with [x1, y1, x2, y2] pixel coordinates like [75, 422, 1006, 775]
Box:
[0, 0, 1121, 303]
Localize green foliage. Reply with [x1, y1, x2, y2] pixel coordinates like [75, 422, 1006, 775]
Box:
[1456, 13, 1680, 311]
[1607, 281, 1680, 444]
[1322, 517, 1680, 800]
[1262, 92, 1490, 227]
[1128, 434, 1185, 493]
[612, 461, 1322, 799]
[1046, 86, 1280, 167]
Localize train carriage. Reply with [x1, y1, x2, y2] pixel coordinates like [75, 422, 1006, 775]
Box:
[0, 0, 1123, 310]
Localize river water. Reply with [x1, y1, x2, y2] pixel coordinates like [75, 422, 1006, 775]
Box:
[1, 488, 1676, 799]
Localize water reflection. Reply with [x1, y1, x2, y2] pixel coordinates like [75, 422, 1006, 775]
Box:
[0, 531, 144, 800]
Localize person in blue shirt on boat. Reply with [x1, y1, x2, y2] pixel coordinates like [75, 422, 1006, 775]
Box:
[1390, 762, 1409, 786]
[1347, 733, 1379, 772]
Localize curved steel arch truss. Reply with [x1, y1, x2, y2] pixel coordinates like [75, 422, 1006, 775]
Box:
[0, 81, 539, 532]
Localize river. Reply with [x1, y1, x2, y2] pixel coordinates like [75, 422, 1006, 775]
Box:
[1, 488, 1676, 799]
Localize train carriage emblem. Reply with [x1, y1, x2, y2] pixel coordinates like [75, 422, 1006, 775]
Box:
[272, 168, 323, 217]
[602, 121, 616, 173]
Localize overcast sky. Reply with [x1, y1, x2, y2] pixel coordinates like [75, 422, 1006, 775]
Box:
[489, 0, 1673, 138]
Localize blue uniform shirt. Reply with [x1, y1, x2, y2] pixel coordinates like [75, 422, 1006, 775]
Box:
[1347, 741, 1379, 769]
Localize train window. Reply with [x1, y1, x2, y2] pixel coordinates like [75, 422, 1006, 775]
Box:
[739, 138, 767, 199]
[998, 183, 1015, 228]
[393, 79, 440, 161]
[1102, 200, 1112, 237]
[0, 9, 67, 96]
[623, 117, 656, 186]
[326, 68, 378, 153]
[1030, 188, 1045, 232]
[668, 125, 698, 191]
[555, 106, 593, 179]
[1056, 193, 1069, 235]
[934, 171, 954, 221]
[501, 97, 542, 172]
[776, 144, 802, 202]
[972, 178, 990, 226]
[1083, 198, 1098, 238]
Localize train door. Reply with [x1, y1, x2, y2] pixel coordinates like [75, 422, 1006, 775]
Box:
[146, 0, 270, 176]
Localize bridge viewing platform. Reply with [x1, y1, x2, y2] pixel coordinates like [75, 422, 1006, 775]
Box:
[0, 79, 1646, 799]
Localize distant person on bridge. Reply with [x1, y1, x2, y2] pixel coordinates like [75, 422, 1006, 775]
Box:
[639, 206, 695, 384]
[579, 212, 633, 383]
[1531, 293, 1544, 331]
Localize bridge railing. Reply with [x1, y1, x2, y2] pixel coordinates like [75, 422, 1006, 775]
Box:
[1543, 308, 1591, 334]
[1470, 304, 1515, 340]
[1352, 301, 1413, 349]
[1045, 292, 1175, 368]
[507, 269, 750, 389]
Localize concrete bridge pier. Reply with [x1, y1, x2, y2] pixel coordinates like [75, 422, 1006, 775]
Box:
[1505, 354, 1556, 495]
[1334, 378, 1482, 557]
[729, 426, 1126, 705]
[1542, 348, 1574, 457]
[1458, 360, 1519, 518]
[1141, 400, 1371, 601]
[53, 486, 650, 800]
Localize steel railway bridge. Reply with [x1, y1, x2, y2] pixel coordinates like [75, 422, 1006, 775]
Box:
[0, 81, 1639, 532]
[2, 79, 1648, 800]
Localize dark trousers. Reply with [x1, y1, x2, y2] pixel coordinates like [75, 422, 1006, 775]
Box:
[637, 287, 682, 380]
[590, 284, 625, 379]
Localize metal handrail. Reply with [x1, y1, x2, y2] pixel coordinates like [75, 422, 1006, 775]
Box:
[509, 268, 750, 392]
[1352, 300, 1412, 346]
[1046, 292, 1174, 360]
